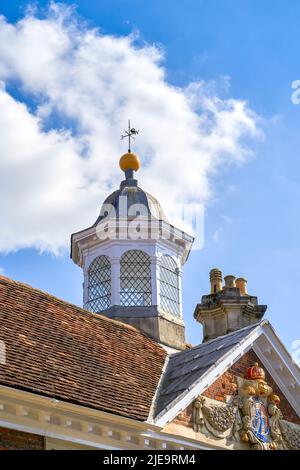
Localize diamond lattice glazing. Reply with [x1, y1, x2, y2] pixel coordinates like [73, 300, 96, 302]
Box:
[120, 250, 152, 307]
[160, 255, 180, 316]
[88, 255, 111, 312]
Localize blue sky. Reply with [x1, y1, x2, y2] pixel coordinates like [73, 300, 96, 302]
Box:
[0, 0, 299, 353]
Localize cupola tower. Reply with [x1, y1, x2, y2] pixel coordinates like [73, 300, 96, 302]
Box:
[71, 126, 194, 350]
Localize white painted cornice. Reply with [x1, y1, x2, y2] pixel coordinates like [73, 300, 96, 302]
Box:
[0, 385, 209, 450]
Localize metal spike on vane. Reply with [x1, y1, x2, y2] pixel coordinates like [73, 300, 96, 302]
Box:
[121, 120, 139, 152]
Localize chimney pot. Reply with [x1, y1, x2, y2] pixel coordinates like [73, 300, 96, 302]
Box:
[224, 275, 236, 288]
[236, 277, 248, 295]
[209, 268, 223, 294]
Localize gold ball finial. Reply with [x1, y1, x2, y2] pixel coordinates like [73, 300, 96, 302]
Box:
[119, 152, 141, 172]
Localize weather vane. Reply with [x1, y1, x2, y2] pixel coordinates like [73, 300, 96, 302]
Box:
[121, 120, 139, 152]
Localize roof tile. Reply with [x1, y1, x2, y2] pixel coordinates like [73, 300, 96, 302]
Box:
[0, 275, 167, 421]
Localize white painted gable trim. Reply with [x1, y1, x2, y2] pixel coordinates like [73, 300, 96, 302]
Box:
[152, 321, 300, 428]
[253, 342, 299, 416]
[253, 322, 300, 416]
[260, 322, 300, 382]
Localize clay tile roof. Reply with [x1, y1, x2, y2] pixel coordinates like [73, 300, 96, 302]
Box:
[0, 275, 167, 421]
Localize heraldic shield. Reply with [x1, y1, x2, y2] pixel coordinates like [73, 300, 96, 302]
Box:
[240, 362, 283, 449]
[250, 397, 271, 443]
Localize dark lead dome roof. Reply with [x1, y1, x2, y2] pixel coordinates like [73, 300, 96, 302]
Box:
[94, 179, 169, 225]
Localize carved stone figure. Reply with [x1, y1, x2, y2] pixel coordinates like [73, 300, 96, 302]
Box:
[193, 396, 205, 432]
[268, 394, 283, 449]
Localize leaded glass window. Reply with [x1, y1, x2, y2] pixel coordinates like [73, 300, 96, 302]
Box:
[88, 255, 111, 312]
[160, 255, 180, 317]
[120, 250, 152, 307]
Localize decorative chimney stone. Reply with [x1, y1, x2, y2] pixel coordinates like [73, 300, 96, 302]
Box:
[194, 271, 267, 342]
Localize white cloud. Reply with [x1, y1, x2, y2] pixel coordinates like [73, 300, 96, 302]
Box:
[221, 215, 232, 225]
[212, 216, 232, 243]
[0, 3, 260, 253]
[213, 229, 221, 243]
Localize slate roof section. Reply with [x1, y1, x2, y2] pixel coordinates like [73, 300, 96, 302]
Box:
[0, 275, 167, 421]
[154, 323, 261, 418]
[94, 184, 169, 225]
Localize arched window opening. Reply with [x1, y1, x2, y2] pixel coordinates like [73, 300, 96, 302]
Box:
[160, 255, 180, 317]
[120, 250, 152, 307]
[88, 255, 111, 312]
